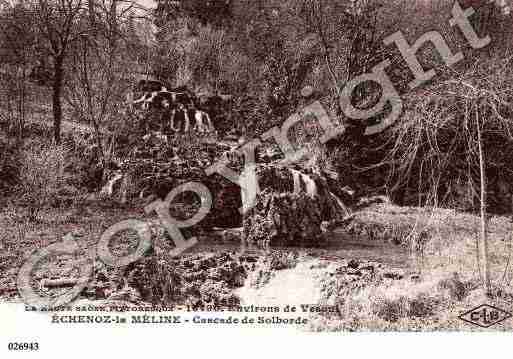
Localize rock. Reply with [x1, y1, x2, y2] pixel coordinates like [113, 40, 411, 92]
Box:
[301, 86, 314, 98]
[347, 259, 360, 269]
[410, 274, 421, 282]
[120, 252, 248, 308]
[72, 228, 86, 237]
[246, 252, 299, 289]
[383, 271, 404, 280]
[360, 265, 375, 272]
[346, 269, 362, 276]
[107, 286, 141, 303]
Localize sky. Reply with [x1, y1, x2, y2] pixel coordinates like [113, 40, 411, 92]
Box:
[137, 0, 156, 9]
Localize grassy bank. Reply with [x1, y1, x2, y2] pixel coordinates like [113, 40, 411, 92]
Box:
[311, 203, 513, 331]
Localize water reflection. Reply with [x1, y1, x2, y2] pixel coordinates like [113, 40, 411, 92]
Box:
[186, 231, 410, 268]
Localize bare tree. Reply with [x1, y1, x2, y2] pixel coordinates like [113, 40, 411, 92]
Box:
[308, 0, 341, 99]
[0, 1, 36, 141]
[34, 0, 88, 144]
[65, 0, 145, 165]
[302, 0, 390, 115]
[383, 60, 513, 295]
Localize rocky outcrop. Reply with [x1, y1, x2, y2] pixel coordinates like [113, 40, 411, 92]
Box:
[100, 132, 353, 237]
[245, 251, 300, 289]
[124, 252, 248, 308]
[86, 252, 253, 309]
[99, 136, 243, 228]
[242, 165, 350, 247]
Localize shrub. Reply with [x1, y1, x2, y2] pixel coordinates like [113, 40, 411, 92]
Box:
[18, 143, 69, 217]
[0, 136, 21, 196]
[374, 296, 408, 322]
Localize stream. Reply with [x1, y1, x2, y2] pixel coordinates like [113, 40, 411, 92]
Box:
[188, 229, 412, 307]
[190, 228, 411, 268]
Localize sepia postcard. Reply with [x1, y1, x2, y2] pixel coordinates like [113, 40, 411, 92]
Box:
[1, 0, 513, 356]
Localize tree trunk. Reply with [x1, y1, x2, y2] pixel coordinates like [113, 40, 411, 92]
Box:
[88, 0, 96, 27]
[16, 63, 27, 143]
[476, 109, 491, 295]
[52, 56, 64, 144]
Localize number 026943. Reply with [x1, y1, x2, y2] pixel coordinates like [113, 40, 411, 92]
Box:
[8, 342, 39, 351]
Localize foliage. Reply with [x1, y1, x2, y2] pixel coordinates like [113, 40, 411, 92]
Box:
[0, 136, 22, 195]
[17, 143, 69, 218]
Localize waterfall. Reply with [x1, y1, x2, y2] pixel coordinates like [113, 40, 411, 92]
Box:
[100, 173, 123, 197]
[291, 169, 302, 195]
[301, 173, 318, 199]
[289, 169, 318, 199]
